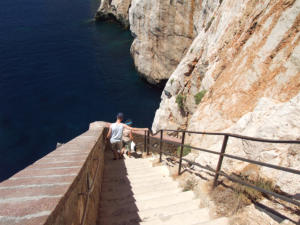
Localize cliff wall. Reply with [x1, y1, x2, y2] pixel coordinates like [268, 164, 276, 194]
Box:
[97, 0, 300, 195]
[152, 0, 300, 195]
[97, 0, 220, 84]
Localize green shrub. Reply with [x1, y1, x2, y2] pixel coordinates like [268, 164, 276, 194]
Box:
[177, 146, 191, 157]
[194, 90, 207, 105]
[176, 94, 186, 109]
[170, 78, 174, 85]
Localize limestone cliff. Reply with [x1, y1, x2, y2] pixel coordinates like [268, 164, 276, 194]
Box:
[96, 0, 132, 28]
[97, 0, 300, 195]
[152, 0, 300, 195]
[97, 0, 219, 83]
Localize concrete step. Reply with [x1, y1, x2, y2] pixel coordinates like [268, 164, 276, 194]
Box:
[104, 163, 153, 172]
[102, 171, 169, 182]
[100, 187, 181, 206]
[102, 175, 174, 187]
[100, 190, 195, 211]
[191, 217, 229, 225]
[103, 171, 170, 183]
[101, 179, 179, 197]
[102, 177, 175, 192]
[138, 199, 200, 222]
[99, 199, 201, 225]
[104, 165, 168, 175]
[140, 208, 210, 225]
[103, 173, 175, 187]
[98, 153, 229, 225]
[105, 160, 153, 169]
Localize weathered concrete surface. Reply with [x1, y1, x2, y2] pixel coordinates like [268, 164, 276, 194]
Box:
[97, 148, 229, 225]
[0, 122, 107, 225]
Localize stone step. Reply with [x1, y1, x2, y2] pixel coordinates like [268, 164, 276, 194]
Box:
[138, 199, 200, 222]
[191, 217, 229, 225]
[102, 170, 169, 181]
[101, 180, 179, 197]
[102, 177, 174, 191]
[104, 163, 166, 173]
[140, 208, 210, 225]
[99, 199, 200, 225]
[102, 174, 174, 187]
[103, 171, 169, 183]
[100, 191, 195, 211]
[100, 186, 181, 206]
[105, 162, 152, 170]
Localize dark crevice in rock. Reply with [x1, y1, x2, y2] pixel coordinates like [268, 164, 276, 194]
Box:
[95, 12, 129, 30]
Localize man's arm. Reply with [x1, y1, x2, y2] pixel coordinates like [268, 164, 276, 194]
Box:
[123, 124, 147, 132]
[129, 130, 133, 140]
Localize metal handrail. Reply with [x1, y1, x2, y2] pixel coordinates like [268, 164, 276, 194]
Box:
[149, 129, 300, 144]
[143, 128, 300, 207]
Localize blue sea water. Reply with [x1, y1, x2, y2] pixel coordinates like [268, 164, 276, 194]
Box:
[0, 0, 162, 181]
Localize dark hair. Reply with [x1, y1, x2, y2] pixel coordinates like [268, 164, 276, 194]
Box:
[117, 112, 124, 120]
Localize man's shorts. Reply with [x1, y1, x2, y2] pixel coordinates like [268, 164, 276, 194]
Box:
[111, 141, 122, 153]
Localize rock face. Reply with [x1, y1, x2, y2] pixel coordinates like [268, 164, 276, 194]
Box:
[128, 0, 209, 83]
[96, 0, 132, 28]
[152, 0, 300, 195]
[97, 0, 300, 195]
[97, 0, 220, 83]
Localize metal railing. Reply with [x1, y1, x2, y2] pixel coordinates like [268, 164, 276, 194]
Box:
[142, 129, 300, 207]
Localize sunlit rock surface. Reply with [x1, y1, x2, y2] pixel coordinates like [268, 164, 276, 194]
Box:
[97, 0, 300, 194]
[153, 0, 300, 194]
[96, 0, 132, 28]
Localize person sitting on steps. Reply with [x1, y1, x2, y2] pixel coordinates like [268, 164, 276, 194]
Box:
[106, 113, 147, 160]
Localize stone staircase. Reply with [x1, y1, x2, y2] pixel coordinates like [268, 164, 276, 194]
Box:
[97, 150, 228, 225]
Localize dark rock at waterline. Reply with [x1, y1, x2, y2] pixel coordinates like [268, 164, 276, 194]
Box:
[95, 11, 129, 29]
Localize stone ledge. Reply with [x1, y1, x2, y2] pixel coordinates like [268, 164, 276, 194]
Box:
[0, 122, 107, 225]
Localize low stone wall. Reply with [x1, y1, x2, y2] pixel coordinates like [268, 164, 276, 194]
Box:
[0, 121, 108, 225]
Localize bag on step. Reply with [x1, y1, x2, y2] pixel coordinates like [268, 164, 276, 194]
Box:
[131, 141, 136, 152]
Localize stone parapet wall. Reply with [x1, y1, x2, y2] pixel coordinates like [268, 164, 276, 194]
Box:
[0, 121, 108, 225]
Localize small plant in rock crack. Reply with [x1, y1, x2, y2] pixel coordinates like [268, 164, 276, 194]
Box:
[183, 178, 197, 192]
[176, 94, 186, 110]
[194, 90, 207, 105]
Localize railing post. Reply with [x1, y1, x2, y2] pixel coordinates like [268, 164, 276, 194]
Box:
[159, 130, 163, 162]
[147, 130, 150, 155]
[178, 131, 186, 175]
[213, 135, 229, 188]
[144, 130, 147, 153]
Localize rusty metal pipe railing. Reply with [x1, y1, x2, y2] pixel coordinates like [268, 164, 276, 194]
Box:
[143, 128, 300, 207]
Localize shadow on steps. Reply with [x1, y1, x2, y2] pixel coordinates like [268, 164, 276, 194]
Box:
[97, 149, 142, 225]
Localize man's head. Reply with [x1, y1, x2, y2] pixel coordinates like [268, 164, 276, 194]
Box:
[117, 112, 124, 121]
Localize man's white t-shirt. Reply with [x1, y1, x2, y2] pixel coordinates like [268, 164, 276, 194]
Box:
[110, 123, 124, 144]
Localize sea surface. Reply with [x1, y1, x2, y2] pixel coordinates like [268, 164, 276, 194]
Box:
[0, 0, 162, 181]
